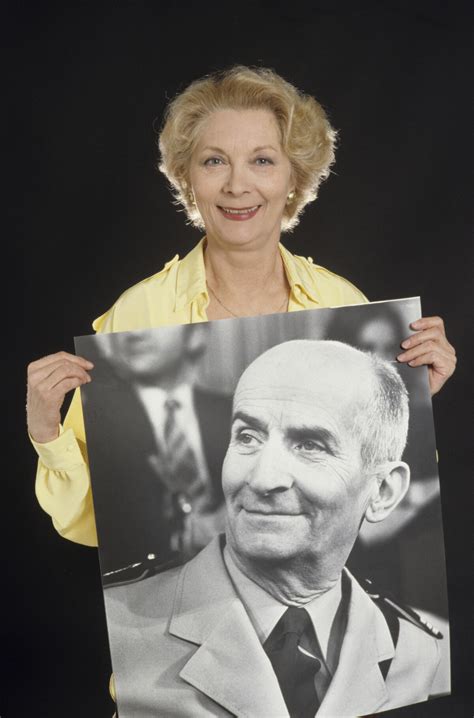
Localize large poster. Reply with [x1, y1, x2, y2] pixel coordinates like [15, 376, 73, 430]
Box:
[76, 298, 450, 718]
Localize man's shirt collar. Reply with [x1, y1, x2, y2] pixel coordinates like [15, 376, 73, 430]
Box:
[223, 545, 342, 673]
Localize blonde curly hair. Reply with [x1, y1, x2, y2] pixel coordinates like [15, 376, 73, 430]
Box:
[158, 65, 337, 231]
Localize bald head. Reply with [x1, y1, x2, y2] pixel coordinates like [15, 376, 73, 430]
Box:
[234, 340, 409, 468]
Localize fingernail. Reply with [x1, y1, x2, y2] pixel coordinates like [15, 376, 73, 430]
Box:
[408, 360, 415, 366]
[401, 340, 410, 348]
[410, 321, 420, 329]
[396, 353, 405, 361]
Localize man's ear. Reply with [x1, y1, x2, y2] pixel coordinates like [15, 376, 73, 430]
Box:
[364, 462, 410, 523]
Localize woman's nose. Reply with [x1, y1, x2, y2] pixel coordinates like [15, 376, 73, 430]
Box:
[223, 162, 252, 196]
[246, 442, 294, 495]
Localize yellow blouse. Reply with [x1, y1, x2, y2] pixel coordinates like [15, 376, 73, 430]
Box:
[31, 238, 367, 547]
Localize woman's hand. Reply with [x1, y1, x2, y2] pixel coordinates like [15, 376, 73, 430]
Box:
[397, 316, 456, 396]
[27, 351, 94, 443]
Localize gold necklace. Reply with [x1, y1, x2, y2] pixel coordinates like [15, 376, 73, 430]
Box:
[207, 282, 288, 318]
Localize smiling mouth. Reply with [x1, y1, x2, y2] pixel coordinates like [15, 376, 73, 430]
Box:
[242, 508, 302, 517]
[218, 205, 261, 220]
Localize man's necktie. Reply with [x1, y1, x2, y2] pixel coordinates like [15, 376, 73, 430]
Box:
[163, 398, 180, 444]
[263, 607, 321, 718]
[161, 396, 206, 554]
[162, 397, 201, 494]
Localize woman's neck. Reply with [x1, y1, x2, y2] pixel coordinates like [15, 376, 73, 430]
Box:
[203, 235, 290, 319]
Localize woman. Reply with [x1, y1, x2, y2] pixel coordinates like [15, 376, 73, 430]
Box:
[26, 65, 456, 549]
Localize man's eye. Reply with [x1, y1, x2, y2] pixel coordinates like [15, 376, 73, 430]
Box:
[295, 440, 325, 453]
[235, 431, 261, 447]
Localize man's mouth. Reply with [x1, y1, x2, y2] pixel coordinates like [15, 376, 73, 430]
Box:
[218, 205, 261, 221]
[242, 508, 302, 517]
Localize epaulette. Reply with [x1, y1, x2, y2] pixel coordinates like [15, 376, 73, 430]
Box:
[102, 552, 182, 589]
[362, 578, 444, 640]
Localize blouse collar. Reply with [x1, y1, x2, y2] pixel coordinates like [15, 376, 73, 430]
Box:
[174, 237, 320, 312]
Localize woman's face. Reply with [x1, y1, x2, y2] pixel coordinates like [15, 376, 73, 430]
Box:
[189, 109, 294, 251]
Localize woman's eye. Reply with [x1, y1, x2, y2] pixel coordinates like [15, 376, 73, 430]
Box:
[255, 157, 273, 166]
[204, 157, 224, 166]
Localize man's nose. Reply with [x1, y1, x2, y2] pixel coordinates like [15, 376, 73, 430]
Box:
[223, 162, 252, 196]
[246, 441, 294, 495]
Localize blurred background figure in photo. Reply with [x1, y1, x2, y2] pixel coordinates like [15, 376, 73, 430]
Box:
[83, 323, 232, 575]
[324, 302, 447, 619]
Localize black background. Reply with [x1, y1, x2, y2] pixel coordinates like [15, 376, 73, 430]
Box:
[6, 2, 472, 716]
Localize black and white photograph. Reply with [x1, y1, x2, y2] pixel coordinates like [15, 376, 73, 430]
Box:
[76, 297, 450, 718]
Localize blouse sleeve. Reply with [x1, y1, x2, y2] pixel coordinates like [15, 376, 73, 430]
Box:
[32, 276, 135, 545]
[32, 386, 98, 546]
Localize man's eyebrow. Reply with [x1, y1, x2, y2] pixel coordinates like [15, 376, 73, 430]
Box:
[231, 411, 267, 432]
[286, 426, 340, 449]
[231, 414, 339, 448]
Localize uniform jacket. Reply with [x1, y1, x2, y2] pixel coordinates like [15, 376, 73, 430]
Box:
[104, 535, 446, 718]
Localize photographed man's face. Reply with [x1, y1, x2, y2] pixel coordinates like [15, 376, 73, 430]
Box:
[109, 325, 190, 380]
[222, 347, 377, 566]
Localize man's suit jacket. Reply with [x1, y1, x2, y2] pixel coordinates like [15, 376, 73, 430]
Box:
[82, 360, 232, 573]
[104, 535, 447, 718]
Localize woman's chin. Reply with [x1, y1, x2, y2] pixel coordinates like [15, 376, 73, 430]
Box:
[205, 216, 281, 251]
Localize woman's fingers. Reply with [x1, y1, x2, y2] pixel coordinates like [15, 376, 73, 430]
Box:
[50, 375, 89, 399]
[404, 350, 456, 394]
[409, 316, 444, 331]
[26, 351, 94, 443]
[397, 341, 452, 365]
[40, 360, 92, 391]
[396, 315, 456, 395]
[29, 358, 92, 390]
[28, 350, 94, 370]
[28, 352, 94, 382]
[399, 327, 455, 355]
[400, 347, 452, 368]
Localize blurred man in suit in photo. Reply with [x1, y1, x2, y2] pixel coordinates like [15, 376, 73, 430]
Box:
[84, 323, 232, 574]
[104, 340, 449, 718]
